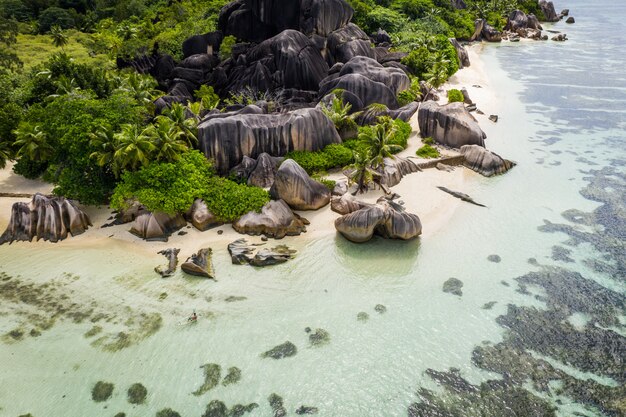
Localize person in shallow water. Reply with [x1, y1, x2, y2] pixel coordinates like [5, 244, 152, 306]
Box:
[188, 311, 198, 322]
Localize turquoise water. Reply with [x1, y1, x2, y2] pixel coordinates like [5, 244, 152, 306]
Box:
[1, 1, 625, 416]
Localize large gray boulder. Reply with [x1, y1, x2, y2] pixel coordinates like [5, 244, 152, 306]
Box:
[330, 193, 371, 215]
[186, 199, 219, 231]
[505, 10, 543, 32]
[198, 107, 341, 174]
[0, 193, 91, 245]
[269, 160, 331, 210]
[449, 38, 470, 68]
[378, 156, 420, 187]
[223, 30, 329, 94]
[539, 0, 560, 22]
[319, 56, 410, 111]
[230, 153, 284, 188]
[335, 197, 421, 243]
[417, 101, 486, 148]
[233, 199, 308, 238]
[155, 248, 180, 278]
[460, 145, 516, 177]
[326, 23, 375, 64]
[470, 19, 502, 42]
[181, 248, 216, 279]
[129, 211, 186, 242]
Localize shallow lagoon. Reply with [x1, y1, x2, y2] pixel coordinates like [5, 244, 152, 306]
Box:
[1, 0, 625, 416]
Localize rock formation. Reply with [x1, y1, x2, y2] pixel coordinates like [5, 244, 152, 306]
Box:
[227, 238, 297, 266]
[269, 159, 331, 210]
[231, 153, 283, 188]
[334, 196, 422, 243]
[155, 248, 180, 277]
[418, 101, 486, 148]
[460, 144, 516, 177]
[378, 156, 420, 187]
[129, 211, 186, 241]
[330, 193, 371, 215]
[181, 248, 216, 279]
[326, 23, 375, 64]
[450, 38, 470, 68]
[198, 108, 341, 174]
[233, 199, 308, 238]
[437, 186, 486, 207]
[470, 19, 502, 42]
[318, 56, 410, 111]
[186, 199, 219, 231]
[0, 193, 91, 245]
[539, 0, 560, 22]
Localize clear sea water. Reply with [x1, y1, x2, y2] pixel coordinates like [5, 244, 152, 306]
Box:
[0, 0, 624, 416]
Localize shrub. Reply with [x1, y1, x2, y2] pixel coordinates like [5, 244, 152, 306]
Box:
[201, 176, 270, 222]
[195, 85, 220, 110]
[364, 6, 406, 33]
[285, 143, 354, 175]
[422, 136, 434, 145]
[416, 143, 440, 158]
[312, 174, 336, 192]
[447, 88, 464, 103]
[390, 118, 411, 149]
[38, 7, 74, 33]
[219, 35, 236, 61]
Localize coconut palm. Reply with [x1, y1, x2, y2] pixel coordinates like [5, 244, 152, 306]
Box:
[157, 102, 198, 146]
[50, 25, 68, 51]
[0, 140, 13, 169]
[116, 72, 162, 106]
[143, 118, 189, 163]
[358, 116, 403, 170]
[12, 124, 54, 162]
[112, 124, 156, 173]
[89, 124, 121, 177]
[346, 149, 380, 195]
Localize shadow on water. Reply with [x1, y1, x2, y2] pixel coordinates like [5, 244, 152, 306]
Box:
[333, 234, 420, 279]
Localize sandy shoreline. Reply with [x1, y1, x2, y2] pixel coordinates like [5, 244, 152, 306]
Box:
[0, 44, 493, 257]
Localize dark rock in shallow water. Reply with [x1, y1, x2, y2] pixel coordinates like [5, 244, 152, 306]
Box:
[437, 186, 486, 207]
[357, 312, 369, 321]
[193, 363, 221, 396]
[482, 301, 497, 310]
[262, 341, 297, 359]
[418, 101, 486, 148]
[222, 367, 242, 386]
[0, 193, 91, 245]
[552, 33, 568, 41]
[91, 381, 114, 402]
[539, 0, 560, 22]
[181, 248, 216, 279]
[460, 144, 515, 177]
[308, 328, 330, 346]
[296, 405, 319, 414]
[156, 408, 182, 417]
[198, 107, 340, 174]
[374, 304, 387, 314]
[129, 211, 186, 241]
[487, 254, 501, 263]
[250, 245, 297, 267]
[443, 278, 463, 296]
[233, 200, 308, 238]
[155, 248, 180, 277]
[127, 383, 147, 405]
[270, 160, 331, 210]
[228, 239, 255, 265]
[268, 393, 287, 417]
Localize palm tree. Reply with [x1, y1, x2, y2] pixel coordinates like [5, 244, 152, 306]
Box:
[346, 150, 380, 195]
[12, 124, 54, 162]
[112, 124, 156, 173]
[89, 124, 121, 177]
[157, 102, 198, 147]
[116, 72, 162, 106]
[358, 117, 403, 170]
[142, 118, 189, 163]
[0, 140, 13, 169]
[50, 25, 68, 51]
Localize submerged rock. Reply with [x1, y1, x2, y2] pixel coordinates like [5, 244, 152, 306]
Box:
[270, 160, 331, 210]
[443, 278, 464, 296]
[181, 248, 216, 279]
[357, 312, 369, 321]
[374, 304, 387, 314]
[437, 186, 486, 207]
[487, 254, 502, 263]
[296, 405, 319, 414]
[262, 341, 298, 359]
[127, 383, 147, 405]
[417, 101, 486, 148]
[460, 144, 516, 177]
[129, 211, 186, 241]
[92, 381, 114, 402]
[193, 363, 221, 396]
[250, 245, 297, 267]
[227, 239, 255, 265]
[233, 200, 308, 238]
[156, 408, 182, 417]
[0, 193, 91, 245]
[308, 328, 330, 346]
[222, 367, 242, 386]
[155, 248, 180, 278]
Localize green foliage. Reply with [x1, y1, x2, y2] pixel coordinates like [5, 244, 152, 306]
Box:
[416, 143, 440, 158]
[285, 143, 354, 175]
[0, 17, 22, 73]
[219, 35, 236, 61]
[111, 150, 214, 215]
[111, 150, 269, 220]
[50, 25, 68, 49]
[195, 85, 220, 110]
[320, 90, 358, 135]
[422, 136, 434, 145]
[365, 6, 406, 33]
[357, 116, 404, 169]
[447, 88, 464, 103]
[311, 174, 336, 192]
[397, 77, 422, 106]
[401, 34, 459, 82]
[38, 7, 75, 33]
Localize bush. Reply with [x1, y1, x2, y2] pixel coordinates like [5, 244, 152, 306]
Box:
[285, 143, 354, 175]
[390, 118, 412, 149]
[364, 6, 406, 33]
[219, 35, 236, 61]
[416, 143, 440, 158]
[447, 88, 464, 103]
[111, 150, 269, 221]
[38, 7, 74, 33]
[422, 136, 434, 145]
[312, 174, 336, 192]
